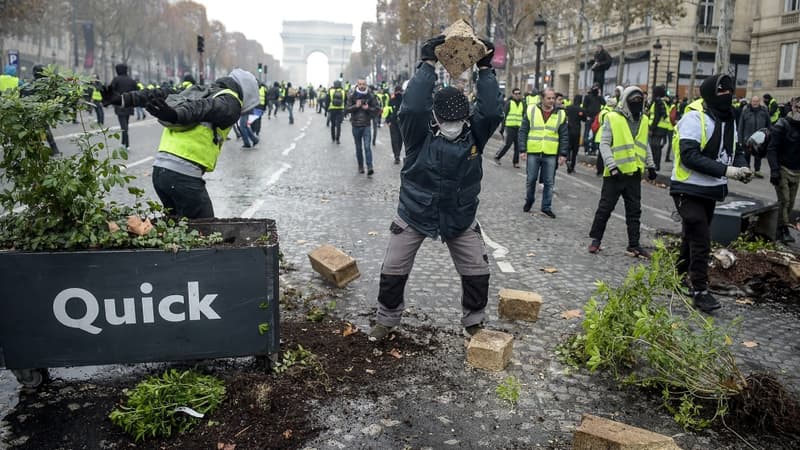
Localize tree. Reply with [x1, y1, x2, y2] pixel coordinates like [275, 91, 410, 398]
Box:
[487, 0, 540, 91]
[595, 0, 685, 86]
[714, 0, 735, 76]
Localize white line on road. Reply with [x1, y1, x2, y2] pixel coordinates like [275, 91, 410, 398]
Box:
[293, 133, 306, 142]
[122, 156, 153, 171]
[560, 172, 674, 219]
[376, 139, 384, 146]
[281, 143, 297, 156]
[239, 162, 292, 218]
[496, 261, 516, 273]
[267, 162, 292, 186]
[241, 199, 265, 219]
[479, 222, 516, 273]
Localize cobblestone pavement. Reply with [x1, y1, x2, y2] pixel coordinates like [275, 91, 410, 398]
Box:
[2, 108, 799, 449]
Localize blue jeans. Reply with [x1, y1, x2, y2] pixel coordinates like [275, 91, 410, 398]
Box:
[239, 115, 258, 146]
[352, 126, 373, 169]
[525, 153, 556, 212]
[286, 101, 294, 123]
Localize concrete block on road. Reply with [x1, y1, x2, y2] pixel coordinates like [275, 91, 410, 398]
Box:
[308, 244, 360, 288]
[467, 330, 513, 371]
[790, 262, 800, 281]
[572, 414, 681, 450]
[498, 288, 542, 322]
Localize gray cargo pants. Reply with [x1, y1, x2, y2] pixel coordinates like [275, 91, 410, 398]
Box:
[375, 216, 490, 328]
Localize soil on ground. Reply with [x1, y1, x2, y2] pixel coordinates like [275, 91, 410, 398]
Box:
[708, 250, 800, 308]
[3, 316, 433, 450]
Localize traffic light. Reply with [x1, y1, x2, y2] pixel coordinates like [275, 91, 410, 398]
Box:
[257, 62, 263, 73]
[197, 35, 205, 53]
[666, 71, 674, 83]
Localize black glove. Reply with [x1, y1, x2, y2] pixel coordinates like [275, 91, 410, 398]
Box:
[610, 168, 621, 178]
[770, 172, 781, 186]
[647, 167, 657, 180]
[146, 98, 178, 123]
[420, 35, 445, 62]
[477, 39, 495, 68]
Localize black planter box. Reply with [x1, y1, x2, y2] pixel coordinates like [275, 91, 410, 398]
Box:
[0, 219, 279, 371]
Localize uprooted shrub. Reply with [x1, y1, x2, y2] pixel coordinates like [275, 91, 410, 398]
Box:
[558, 242, 800, 432]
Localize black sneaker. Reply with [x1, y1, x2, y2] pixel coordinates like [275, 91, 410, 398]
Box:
[394, 159, 400, 165]
[367, 168, 374, 176]
[625, 246, 651, 259]
[463, 323, 485, 338]
[693, 290, 721, 313]
[523, 201, 532, 213]
[493, 157, 501, 166]
[358, 167, 365, 174]
[541, 210, 556, 219]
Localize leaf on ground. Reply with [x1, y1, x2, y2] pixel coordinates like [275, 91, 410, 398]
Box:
[342, 323, 358, 336]
[365, 369, 376, 374]
[561, 309, 582, 319]
[295, 239, 307, 244]
[526, 252, 536, 257]
[389, 348, 403, 359]
[540, 267, 558, 273]
[320, 198, 330, 203]
[742, 341, 758, 348]
[282, 429, 293, 439]
[217, 443, 236, 450]
[725, 335, 733, 345]
[735, 297, 755, 305]
[368, 231, 378, 236]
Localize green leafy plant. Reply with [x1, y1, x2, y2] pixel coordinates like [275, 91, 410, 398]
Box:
[496, 376, 522, 406]
[560, 242, 747, 430]
[728, 235, 777, 253]
[109, 369, 225, 442]
[306, 300, 337, 322]
[0, 68, 221, 251]
[273, 345, 317, 374]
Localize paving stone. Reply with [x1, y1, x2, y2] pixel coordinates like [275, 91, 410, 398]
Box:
[466, 330, 514, 371]
[572, 414, 681, 450]
[497, 288, 543, 321]
[307, 244, 360, 288]
[791, 262, 800, 281]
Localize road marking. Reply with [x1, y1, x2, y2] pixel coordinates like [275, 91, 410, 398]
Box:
[241, 199, 265, 219]
[496, 261, 516, 273]
[122, 156, 153, 171]
[559, 172, 674, 219]
[281, 143, 297, 156]
[293, 133, 306, 142]
[376, 139, 384, 146]
[267, 162, 292, 186]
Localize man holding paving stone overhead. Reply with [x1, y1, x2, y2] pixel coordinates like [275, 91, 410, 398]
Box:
[368, 29, 503, 341]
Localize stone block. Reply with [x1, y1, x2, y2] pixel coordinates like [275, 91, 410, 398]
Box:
[790, 262, 800, 281]
[308, 244, 360, 288]
[466, 330, 513, 371]
[434, 19, 488, 77]
[572, 414, 681, 450]
[498, 288, 542, 322]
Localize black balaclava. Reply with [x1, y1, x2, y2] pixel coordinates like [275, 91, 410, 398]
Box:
[627, 94, 644, 119]
[700, 74, 733, 119]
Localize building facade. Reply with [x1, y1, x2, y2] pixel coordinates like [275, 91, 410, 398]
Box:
[748, 0, 800, 101]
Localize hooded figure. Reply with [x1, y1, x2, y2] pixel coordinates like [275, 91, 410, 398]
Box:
[109, 63, 138, 147]
[228, 68, 258, 113]
[588, 85, 657, 257]
[766, 96, 800, 243]
[669, 73, 750, 314]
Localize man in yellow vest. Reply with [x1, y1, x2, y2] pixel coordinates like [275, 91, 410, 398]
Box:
[104, 69, 259, 218]
[493, 87, 525, 168]
[764, 93, 780, 125]
[588, 86, 657, 257]
[328, 80, 347, 144]
[648, 85, 673, 171]
[593, 97, 617, 176]
[90, 74, 105, 125]
[518, 87, 569, 218]
[670, 74, 751, 313]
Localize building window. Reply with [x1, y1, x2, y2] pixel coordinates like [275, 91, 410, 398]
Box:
[698, 0, 714, 27]
[778, 42, 798, 87]
[786, 0, 800, 12]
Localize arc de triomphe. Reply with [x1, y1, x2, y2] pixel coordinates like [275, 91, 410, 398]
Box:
[280, 21, 354, 87]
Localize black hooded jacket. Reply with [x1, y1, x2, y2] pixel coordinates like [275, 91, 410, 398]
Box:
[767, 115, 800, 172]
[109, 64, 138, 116]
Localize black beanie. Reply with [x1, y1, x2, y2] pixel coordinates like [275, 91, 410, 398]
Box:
[433, 87, 470, 121]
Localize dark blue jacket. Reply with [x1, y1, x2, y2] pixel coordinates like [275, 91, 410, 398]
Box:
[397, 62, 502, 240]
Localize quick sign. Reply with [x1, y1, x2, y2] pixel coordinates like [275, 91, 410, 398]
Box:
[0, 246, 279, 369]
[53, 282, 221, 335]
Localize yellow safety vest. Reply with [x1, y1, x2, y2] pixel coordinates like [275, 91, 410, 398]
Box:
[769, 98, 780, 124]
[181, 80, 193, 90]
[382, 104, 392, 119]
[328, 88, 346, 110]
[604, 111, 649, 176]
[594, 105, 614, 144]
[526, 106, 564, 155]
[91, 85, 103, 101]
[0, 74, 19, 92]
[649, 99, 673, 131]
[259, 85, 267, 105]
[158, 88, 242, 172]
[505, 100, 523, 128]
[672, 99, 707, 182]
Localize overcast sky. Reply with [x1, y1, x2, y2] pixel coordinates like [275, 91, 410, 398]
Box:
[197, 0, 378, 62]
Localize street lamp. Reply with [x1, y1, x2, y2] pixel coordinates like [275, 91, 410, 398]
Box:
[533, 15, 547, 92]
[156, 61, 160, 83]
[651, 38, 662, 95]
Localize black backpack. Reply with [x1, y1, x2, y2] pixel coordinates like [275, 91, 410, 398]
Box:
[331, 89, 344, 107]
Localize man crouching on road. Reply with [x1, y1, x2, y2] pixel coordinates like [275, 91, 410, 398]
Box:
[369, 35, 503, 340]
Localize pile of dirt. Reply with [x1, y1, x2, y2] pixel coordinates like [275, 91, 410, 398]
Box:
[4, 319, 437, 449]
[709, 251, 800, 307]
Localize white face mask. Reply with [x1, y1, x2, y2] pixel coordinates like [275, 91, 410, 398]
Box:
[433, 111, 466, 141]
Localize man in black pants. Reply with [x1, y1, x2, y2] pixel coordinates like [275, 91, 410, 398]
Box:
[109, 64, 138, 148]
[494, 88, 525, 168]
[384, 85, 404, 164]
[565, 95, 586, 173]
[670, 74, 752, 313]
